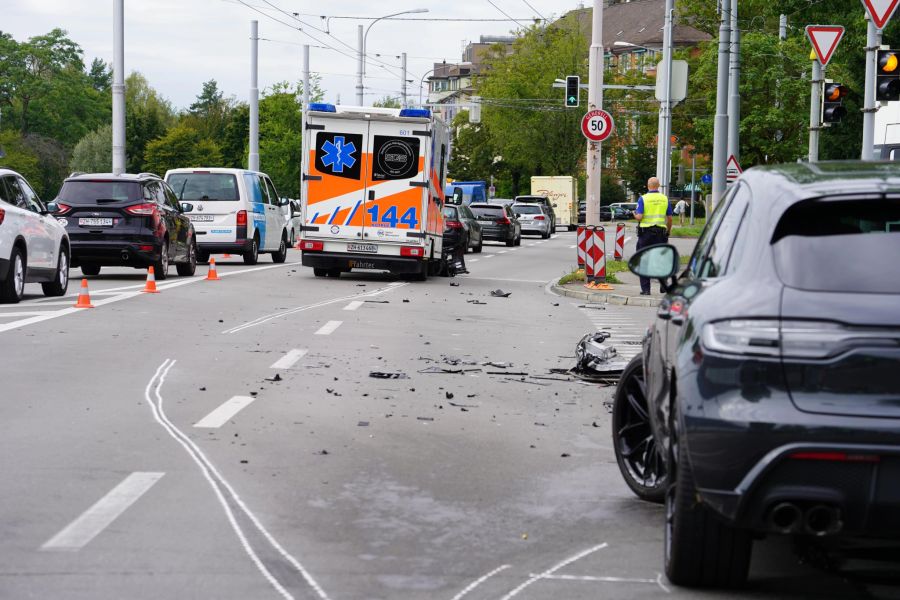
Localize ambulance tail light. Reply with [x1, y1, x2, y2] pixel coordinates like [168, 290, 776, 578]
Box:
[445, 220, 464, 229]
[236, 210, 248, 226]
[496, 216, 512, 225]
[299, 240, 324, 252]
[400, 245, 425, 258]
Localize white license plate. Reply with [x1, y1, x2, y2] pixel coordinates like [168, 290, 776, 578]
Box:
[347, 243, 377, 253]
[79, 218, 113, 227]
[478, 220, 493, 225]
[188, 214, 214, 222]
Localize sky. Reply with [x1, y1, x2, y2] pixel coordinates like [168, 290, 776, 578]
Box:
[5, 0, 584, 110]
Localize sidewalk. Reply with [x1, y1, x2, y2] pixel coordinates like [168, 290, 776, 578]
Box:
[552, 269, 665, 307]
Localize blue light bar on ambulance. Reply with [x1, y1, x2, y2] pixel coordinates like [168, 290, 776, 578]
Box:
[399, 108, 431, 118]
[308, 103, 337, 113]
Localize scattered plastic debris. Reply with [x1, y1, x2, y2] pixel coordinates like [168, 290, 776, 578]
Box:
[490, 289, 511, 298]
[369, 372, 408, 379]
[467, 299, 487, 305]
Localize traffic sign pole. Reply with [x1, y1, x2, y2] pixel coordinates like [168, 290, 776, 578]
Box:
[862, 16, 880, 160]
[809, 58, 823, 162]
[585, 0, 603, 227]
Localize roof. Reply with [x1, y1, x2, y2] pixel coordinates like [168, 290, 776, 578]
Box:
[66, 172, 162, 181]
[565, 1, 711, 50]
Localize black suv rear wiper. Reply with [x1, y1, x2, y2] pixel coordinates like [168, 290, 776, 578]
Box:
[95, 198, 127, 203]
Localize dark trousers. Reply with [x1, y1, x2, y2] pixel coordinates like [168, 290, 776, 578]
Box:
[636, 226, 669, 293]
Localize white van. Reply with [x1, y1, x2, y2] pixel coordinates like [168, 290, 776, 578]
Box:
[164, 168, 291, 264]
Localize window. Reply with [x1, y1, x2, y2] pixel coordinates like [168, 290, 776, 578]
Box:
[58, 180, 141, 204]
[4, 177, 28, 209]
[167, 173, 239, 202]
[724, 207, 752, 275]
[163, 184, 182, 210]
[686, 184, 738, 278]
[0, 177, 20, 207]
[263, 177, 280, 205]
[16, 177, 43, 212]
[696, 183, 750, 279]
[243, 173, 264, 204]
[471, 205, 504, 219]
[442, 206, 458, 219]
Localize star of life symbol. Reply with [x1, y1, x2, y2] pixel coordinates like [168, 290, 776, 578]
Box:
[321, 136, 357, 173]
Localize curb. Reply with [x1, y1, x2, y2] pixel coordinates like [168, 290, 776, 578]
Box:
[550, 283, 658, 307]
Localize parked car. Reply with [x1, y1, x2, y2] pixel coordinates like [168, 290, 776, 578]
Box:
[164, 168, 291, 265]
[50, 172, 196, 280]
[0, 168, 70, 302]
[489, 197, 515, 207]
[469, 203, 521, 247]
[288, 199, 302, 246]
[512, 202, 551, 238]
[578, 201, 586, 224]
[611, 161, 900, 589]
[442, 204, 482, 253]
[609, 201, 637, 219]
[514, 195, 556, 234]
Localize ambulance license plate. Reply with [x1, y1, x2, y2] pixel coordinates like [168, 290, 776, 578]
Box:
[347, 243, 377, 253]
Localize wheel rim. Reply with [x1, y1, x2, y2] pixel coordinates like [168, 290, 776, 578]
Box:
[13, 253, 24, 297]
[189, 241, 196, 268]
[665, 485, 675, 566]
[59, 252, 68, 288]
[252, 239, 258, 260]
[615, 364, 666, 489]
[280, 239, 285, 255]
[161, 244, 169, 274]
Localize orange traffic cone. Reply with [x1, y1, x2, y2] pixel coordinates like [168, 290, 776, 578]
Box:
[206, 258, 220, 281]
[142, 266, 160, 293]
[73, 279, 95, 308]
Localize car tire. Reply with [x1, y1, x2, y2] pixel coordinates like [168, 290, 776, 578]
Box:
[665, 442, 753, 588]
[541, 230, 550, 239]
[154, 240, 170, 281]
[81, 264, 101, 276]
[197, 249, 210, 264]
[473, 241, 482, 253]
[505, 235, 515, 247]
[515, 235, 522, 246]
[41, 246, 70, 297]
[176, 238, 197, 277]
[326, 268, 342, 278]
[612, 355, 667, 503]
[243, 235, 259, 265]
[271, 233, 288, 263]
[0, 246, 26, 304]
[313, 268, 328, 277]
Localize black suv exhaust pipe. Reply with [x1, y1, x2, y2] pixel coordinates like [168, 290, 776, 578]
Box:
[768, 502, 802, 533]
[803, 504, 842, 536]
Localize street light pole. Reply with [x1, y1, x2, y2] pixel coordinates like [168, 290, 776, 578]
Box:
[249, 20, 259, 172]
[111, 0, 126, 175]
[727, 0, 740, 167]
[401, 52, 407, 107]
[357, 9, 428, 107]
[711, 0, 731, 212]
[657, 0, 674, 195]
[585, 0, 603, 227]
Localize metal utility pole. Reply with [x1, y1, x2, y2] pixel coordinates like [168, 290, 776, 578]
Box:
[809, 58, 822, 162]
[689, 154, 696, 225]
[862, 15, 880, 160]
[401, 52, 407, 107]
[111, 0, 126, 175]
[711, 0, 731, 211]
[727, 0, 740, 166]
[656, 0, 675, 195]
[249, 20, 260, 172]
[779, 14, 787, 41]
[356, 25, 364, 105]
[303, 44, 310, 111]
[585, 0, 604, 226]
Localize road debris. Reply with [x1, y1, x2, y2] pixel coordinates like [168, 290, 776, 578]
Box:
[266, 373, 282, 382]
[467, 299, 487, 305]
[490, 289, 511, 298]
[573, 331, 629, 381]
[448, 401, 478, 408]
[357, 421, 369, 427]
[369, 371, 408, 379]
[364, 300, 389, 304]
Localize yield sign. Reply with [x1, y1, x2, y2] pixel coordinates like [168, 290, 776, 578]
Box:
[805, 26, 845, 66]
[726, 155, 742, 182]
[862, 0, 900, 30]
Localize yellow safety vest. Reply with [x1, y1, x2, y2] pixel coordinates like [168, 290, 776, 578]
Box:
[639, 192, 669, 228]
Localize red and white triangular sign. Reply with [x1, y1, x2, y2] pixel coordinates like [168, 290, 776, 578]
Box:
[805, 25, 845, 67]
[862, 0, 900, 30]
[725, 155, 742, 182]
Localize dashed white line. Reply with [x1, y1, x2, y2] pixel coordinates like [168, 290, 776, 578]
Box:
[531, 574, 657, 584]
[656, 573, 672, 594]
[451, 564, 511, 600]
[41, 472, 164, 551]
[194, 396, 256, 428]
[568, 245, 577, 249]
[343, 300, 364, 311]
[499, 250, 508, 254]
[469, 258, 480, 262]
[498, 543, 608, 600]
[484, 255, 495, 259]
[270, 349, 309, 370]
[315, 320, 343, 335]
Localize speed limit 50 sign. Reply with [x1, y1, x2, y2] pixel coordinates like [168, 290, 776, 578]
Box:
[581, 109, 614, 142]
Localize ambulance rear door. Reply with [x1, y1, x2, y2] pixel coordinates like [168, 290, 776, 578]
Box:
[304, 115, 368, 242]
[362, 118, 428, 245]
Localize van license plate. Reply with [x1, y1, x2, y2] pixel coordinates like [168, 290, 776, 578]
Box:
[79, 218, 113, 227]
[347, 243, 377, 253]
[188, 215, 214, 222]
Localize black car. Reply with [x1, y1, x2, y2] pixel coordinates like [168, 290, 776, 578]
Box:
[51, 173, 197, 279]
[469, 203, 521, 247]
[514, 195, 556, 234]
[611, 162, 900, 589]
[441, 204, 483, 253]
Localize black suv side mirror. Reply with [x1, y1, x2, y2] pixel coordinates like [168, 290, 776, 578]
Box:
[628, 244, 680, 292]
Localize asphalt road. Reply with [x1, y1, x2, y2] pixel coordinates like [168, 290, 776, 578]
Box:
[1, 231, 898, 600]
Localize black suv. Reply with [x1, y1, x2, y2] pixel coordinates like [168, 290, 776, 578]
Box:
[51, 173, 196, 279]
[612, 162, 900, 589]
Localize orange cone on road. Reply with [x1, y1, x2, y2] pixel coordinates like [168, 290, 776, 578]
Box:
[73, 279, 95, 308]
[206, 258, 220, 281]
[142, 266, 160, 293]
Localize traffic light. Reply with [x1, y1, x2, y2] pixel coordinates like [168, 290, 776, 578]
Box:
[822, 81, 848, 124]
[877, 49, 900, 102]
[565, 75, 580, 107]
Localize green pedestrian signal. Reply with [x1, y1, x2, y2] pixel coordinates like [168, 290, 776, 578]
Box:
[565, 75, 580, 108]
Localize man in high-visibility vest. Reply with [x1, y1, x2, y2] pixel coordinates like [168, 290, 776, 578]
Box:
[635, 177, 673, 295]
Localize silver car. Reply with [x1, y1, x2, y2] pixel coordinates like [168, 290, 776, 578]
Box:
[512, 203, 552, 239]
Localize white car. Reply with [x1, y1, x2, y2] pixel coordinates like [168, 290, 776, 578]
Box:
[164, 168, 292, 264]
[512, 202, 552, 239]
[0, 168, 70, 303]
[288, 199, 302, 246]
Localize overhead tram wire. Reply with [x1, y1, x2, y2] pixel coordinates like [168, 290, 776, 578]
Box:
[221, 0, 541, 21]
[485, 0, 530, 29]
[520, 0, 547, 22]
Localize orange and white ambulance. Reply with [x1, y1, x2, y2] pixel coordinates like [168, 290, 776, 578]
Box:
[298, 104, 450, 279]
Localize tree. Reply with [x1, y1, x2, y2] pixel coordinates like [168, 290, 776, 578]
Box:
[0, 131, 41, 193]
[372, 95, 401, 108]
[259, 82, 302, 197]
[187, 79, 230, 141]
[125, 72, 175, 172]
[618, 144, 657, 201]
[88, 58, 111, 91]
[71, 124, 112, 173]
[220, 103, 249, 169]
[143, 123, 222, 176]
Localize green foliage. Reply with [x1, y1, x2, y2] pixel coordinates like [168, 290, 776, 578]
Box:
[0, 130, 42, 192]
[125, 72, 175, 173]
[21, 134, 69, 199]
[259, 82, 302, 198]
[221, 103, 249, 169]
[143, 122, 222, 176]
[618, 144, 657, 200]
[372, 96, 401, 108]
[601, 175, 626, 204]
[70, 124, 112, 173]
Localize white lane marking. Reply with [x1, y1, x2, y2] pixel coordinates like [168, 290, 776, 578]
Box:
[194, 396, 256, 428]
[451, 564, 511, 600]
[509, 248, 519, 252]
[568, 245, 577, 249]
[469, 258, 480, 262]
[530, 574, 657, 584]
[343, 300, 364, 311]
[499, 250, 508, 254]
[223, 282, 407, 335]
[315, 320, 343, 336]
[270, 349, 309, 370]
[145, 360, 329, 600]
[484, 255, 495, 259]
[0, 311, 55, 317]
[41, 472, 164, 551]
[625, 236, 633, 244]
[527, 243, 536, 247]
[656, 573, 672, 594]
[498, 543, 608, 600]
[465, 277, 547, 284]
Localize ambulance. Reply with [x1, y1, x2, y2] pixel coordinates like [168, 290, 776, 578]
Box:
[298, 103, 451, 279]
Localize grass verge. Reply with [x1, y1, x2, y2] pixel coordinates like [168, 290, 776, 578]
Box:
[558, 263, 623, 286]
